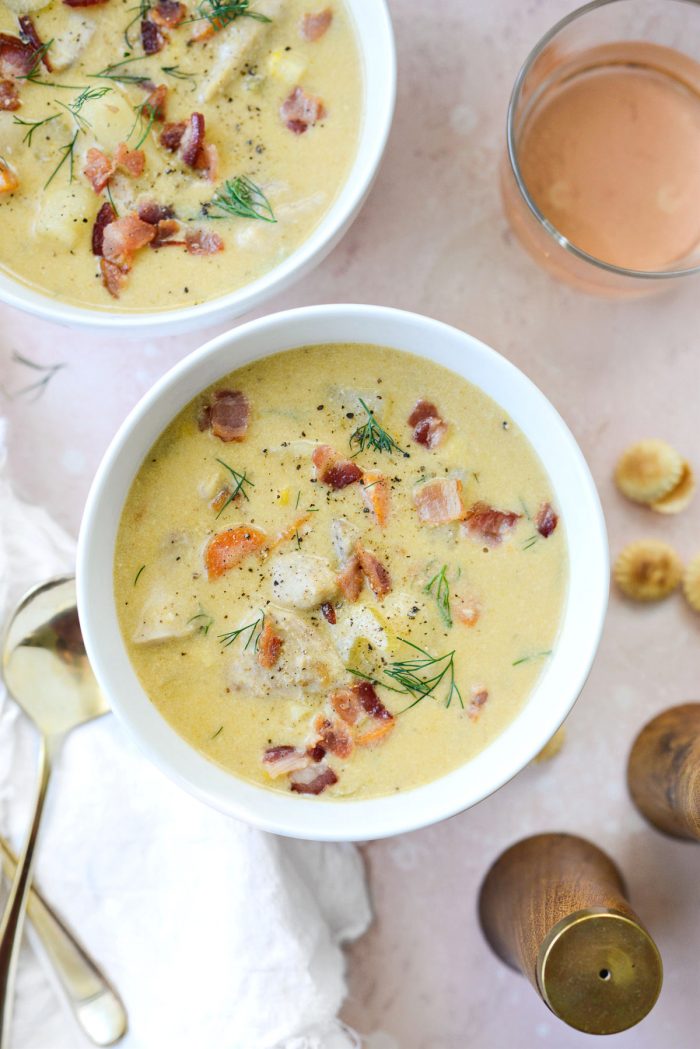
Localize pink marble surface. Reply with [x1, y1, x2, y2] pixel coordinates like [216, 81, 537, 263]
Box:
[1, 0, 699, 1046]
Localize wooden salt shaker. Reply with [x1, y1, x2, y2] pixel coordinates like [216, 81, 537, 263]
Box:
[627, 703, 700, 841]
[478, 833, 662, 1035]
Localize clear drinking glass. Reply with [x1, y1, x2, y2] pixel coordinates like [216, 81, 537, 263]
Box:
[502, 0, 700, 296]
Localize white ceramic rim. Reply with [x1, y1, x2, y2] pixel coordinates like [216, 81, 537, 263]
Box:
[77, 304, 609, 841]
[0, 1, 396, 336]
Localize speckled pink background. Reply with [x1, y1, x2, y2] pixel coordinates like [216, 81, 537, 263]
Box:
[1, 1, 699, 1046]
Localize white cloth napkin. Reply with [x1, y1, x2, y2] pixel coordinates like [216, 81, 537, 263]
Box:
[0, 420, 371, 1049]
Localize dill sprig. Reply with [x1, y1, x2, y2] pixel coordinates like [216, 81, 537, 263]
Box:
[210, 725, 224, 739]
[134, 564, 146, 585]
[124, 0, 152, 49]
[215, 458, 254, 517]
[349, 638, 463, 711]
[8, 351, 66, 401]
[219, 612, 265, 650]
[424, 565, 452, 628]
[12, 112, 58, 146]
[162, 64, 197, 85]
[127, 98, 158, 148]
[512, 650, 552, 667]
[208, 176, 276, 222]
[522, 534, 539, 551]
[44, 129, 79, 187]
[184, 0, 272, 31]
[58, 86, 111, 131]
[187, 610, 214, 635]
[17, 39, 54, 83]
[350, 399, 406, 458]
[90, 56, 153, 85]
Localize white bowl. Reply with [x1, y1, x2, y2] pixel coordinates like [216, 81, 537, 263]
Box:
[0, 3, 395, 337]
[77, 305, 609, 840]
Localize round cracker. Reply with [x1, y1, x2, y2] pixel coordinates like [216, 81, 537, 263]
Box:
[682, 553, 700, 613]
[533, 726, 566, 764]
[615, 439, 683, 504]
[651, 460, 695, 515]
[613, 539, 683, 601]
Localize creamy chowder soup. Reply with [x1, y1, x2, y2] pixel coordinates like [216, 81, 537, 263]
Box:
[114, 344, 567, 800]
[0, 1, 360, 309]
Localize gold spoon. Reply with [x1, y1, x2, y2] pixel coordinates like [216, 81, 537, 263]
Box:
[0, 576, 127, 1047]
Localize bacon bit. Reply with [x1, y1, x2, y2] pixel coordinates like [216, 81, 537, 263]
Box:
[312, 444, 362, 490]
[205, 525, 267, 580]
[413, 478, 465, 526]
[18, 16, 52, 71]
[83, 148, 115, 193]
[138, 200, 175, 225]
[468, 688, 489, 721]
[210, 486, 231, 513]
[185, 228, 224, 255]
[290, 764, 338, 795]
[150, 0, 187, 26]
[300, 8, 332, 41]
[100, 259, 128, 299]
[141, 17, 165, 55]
[331, 686, 361, 724]
[180, 111, 205, 167]
[159, 121, 186, 152]
[456, 600, 481, 628]
[143, 84, 168, 121]
[337, 554, 364, 602]
[63, 0, 110, 6]
[0, 80, 19, 111]
[102, 214, 155, 267]
[356, 547, 392, 599]
[321, 601, 336, 625]
[361, 471, 389, 527]
[200, 389, 249, 442]
[354, 679, 393, 721]
[280, 86, 326, 134]
[462, 502, 521, 547]
[356, 719, 394, 747]
[91, 201, 116, 256]
[257, 619, 283, 669]
[262, 745, 310, 778]
[194, 140, 218, 181]
[115, 142, 145, 178]
[151, 218, 182, 247]
[0, 33, 36, 78]
[314, 714, 353, 759]
[536, 501, 558, 538]
[0, 158, 19, 195]
[306, 743, 326, 762]
[408, 399, 448, 449]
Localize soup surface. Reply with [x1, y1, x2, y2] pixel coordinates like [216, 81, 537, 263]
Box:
[114, 344, 568, 800]
[0, 1, 360, 309]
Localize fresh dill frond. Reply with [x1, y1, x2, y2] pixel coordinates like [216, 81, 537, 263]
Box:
[161, 64, 197, 85]
[185, 0, 272, 32]
[512, 650, 552, 667]
[522, 534, 539, 551]
[124, 0, 152, 49]
[44, 129, 79, 188]
[210, 725, 224, 739]
[218, 612, 265, 650]
[349, 638, 463, 711]
[133, 564, 146, 586]
[90, 56, 153, 85]
[214, 458, 254, 517]
[208, 176, 276, 222]
[424, 565, 452, 628]
[17, 39, 54, 82]
[187, 610, 214, 635]
[131, 100, 158, 148]
[106, 183, 120, 216]
[350, 399, 406, 458]
[12, 112, 59, 146]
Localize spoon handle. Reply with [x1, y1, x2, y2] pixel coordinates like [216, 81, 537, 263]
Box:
[0, 736, 52, 1049]
[0, 837, 128, 1047]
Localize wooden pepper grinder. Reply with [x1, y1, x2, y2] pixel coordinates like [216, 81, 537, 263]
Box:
[627, 703, 700, 841]
[478, 833, 662, 1035]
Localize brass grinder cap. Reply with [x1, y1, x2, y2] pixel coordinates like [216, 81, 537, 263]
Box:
[536, 908, 663, 1034]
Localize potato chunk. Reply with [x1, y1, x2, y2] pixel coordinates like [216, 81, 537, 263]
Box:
[270, 552, 338, 610]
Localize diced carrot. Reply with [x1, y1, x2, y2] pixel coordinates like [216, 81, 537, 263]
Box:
[456, 601, 481, 627]
[205, 525, 267, 579]
[361, 471, 390, 527]
[355, 719, 395, 747]
[0, 159, 19, 195]
[257, 620, 283, 668]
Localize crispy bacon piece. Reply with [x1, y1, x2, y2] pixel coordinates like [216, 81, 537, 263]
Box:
[0, 80, 19, 111]
[354, 679, 392, 721]
[257, 619, 284, 669]
[321, 601, 336, 625]
[200, 389, 249, 442]
[0, 159, 19, 195]
[0, 33, 36, 77]
[312, 444, 362, 490]
[150, 0, 187, 26]
[160, 120, 186, 152]
[280, 86, 325, 134]
[84, 148, 115, 193]
[361, 471, 389, 526]
[185, 228, 224, 255]
[331, 686, 361, 724]
[151, 218, 182, 247]
[18, 16, 52, 71]
[194, 141, 218, 181]
[290, 764, 338, 795]
[102, 214, 155, 267]
[138, 200, 175, 225]
[205, 525, 267, 580]
[408, 399, 448, 449]
[180, 111, 205, 167]
[356, 547, 392, 598]
[535, 501, 558, 538]
[314, 714, 353, 759]
[337, 554, 364, 602]
[300, 8, 332, 41]
[91, 201, 116, 256]
[144, 83, 168, 121]
[100, 259, 128, 298]
[141, 17, 165, 55]
[468, 688, 489, 721]
[262, 745, 310, 778]
[115, 142, 145, 178]
[462, 501, 521, 547]
[413, 477, 465, 526]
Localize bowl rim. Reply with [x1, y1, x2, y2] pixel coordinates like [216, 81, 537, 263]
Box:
[0, 0, 396, 335]
[77, 304, 609, 841]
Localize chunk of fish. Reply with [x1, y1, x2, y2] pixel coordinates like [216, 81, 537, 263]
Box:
[197, 0, 283, 103]
[132, 534, 201, 643]
[270, 552, 338, 610]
